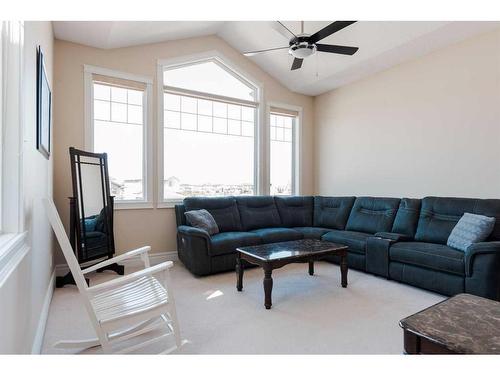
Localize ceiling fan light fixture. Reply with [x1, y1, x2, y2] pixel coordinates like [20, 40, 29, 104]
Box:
[289, 42, 316, 59]
[244, 21, 358, 71]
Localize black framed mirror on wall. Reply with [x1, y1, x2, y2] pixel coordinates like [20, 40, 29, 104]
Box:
[56, 147, 124, 288]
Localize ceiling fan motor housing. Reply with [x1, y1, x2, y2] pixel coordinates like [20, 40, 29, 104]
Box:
[289, 34, 316, 59]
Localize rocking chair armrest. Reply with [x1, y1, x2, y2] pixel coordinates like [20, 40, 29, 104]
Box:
[87, 261, 174, 294]
[82, 246, 152, 274]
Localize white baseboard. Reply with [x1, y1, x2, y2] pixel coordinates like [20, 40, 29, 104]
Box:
[31, 269, 55, 354]
[55, 251, 178, 277]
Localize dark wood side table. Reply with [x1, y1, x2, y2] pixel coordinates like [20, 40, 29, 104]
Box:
[236, 239, 348, 309]
[400, 293, 500, 354]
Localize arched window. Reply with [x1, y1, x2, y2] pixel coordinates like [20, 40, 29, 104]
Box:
[159, 55, 260, 202]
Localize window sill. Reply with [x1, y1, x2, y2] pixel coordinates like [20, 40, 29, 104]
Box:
[114, 201, 154, 210]
[0, 232, 29, 284]
[157, 200, 183, 209]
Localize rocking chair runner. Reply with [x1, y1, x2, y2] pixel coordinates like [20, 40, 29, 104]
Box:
[44, 199, 182, 354]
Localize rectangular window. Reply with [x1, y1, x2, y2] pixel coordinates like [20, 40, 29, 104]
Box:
[1, 21, 23, 235]
[85, 67, 152, 206]
[1, 21, 26, 266]
[270, 108, 299, 196]
[163, 92, 256, 200]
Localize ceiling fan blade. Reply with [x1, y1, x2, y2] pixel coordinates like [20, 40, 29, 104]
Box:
[291, 58, 303, 71]
[243, 46, 289, 56]
[270, 21, 297, 40]
[309, 21, 357, 44]
[316, 44, 359, 55]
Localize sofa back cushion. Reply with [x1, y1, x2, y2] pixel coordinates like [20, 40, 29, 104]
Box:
[474, 199, 500, 241]
[345, 197, 400, 234]
[313, 196, 356, 229]
[275, 196, 314, 227]
[391, 198, 421, 238]
[184, 196, 242, 232]
[236, 196, 282, 231]
[415, 197, 500, 244]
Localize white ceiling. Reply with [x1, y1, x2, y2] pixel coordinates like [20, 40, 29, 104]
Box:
[53, 21, 500, 96]
[52, 21, 225, 49]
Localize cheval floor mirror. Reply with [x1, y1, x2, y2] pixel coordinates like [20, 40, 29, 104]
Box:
[44, 198, 183, 354]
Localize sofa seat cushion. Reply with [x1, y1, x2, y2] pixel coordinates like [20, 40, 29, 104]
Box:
[389, 241, 465, 276]
[250, 228, 303, 243]
[292, 227, 332, 239]
[209, 232, 262, 256]
[321, 230, 371, 254]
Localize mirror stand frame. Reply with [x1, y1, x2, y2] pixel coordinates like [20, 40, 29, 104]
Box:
[56, 147, 124, 288]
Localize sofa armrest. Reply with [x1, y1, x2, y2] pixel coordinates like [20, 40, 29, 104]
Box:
[177, 225, 210, 240]
[465, 241, 500, 277]
[176, 225, 214, 276]
[374, 232, 412, 242]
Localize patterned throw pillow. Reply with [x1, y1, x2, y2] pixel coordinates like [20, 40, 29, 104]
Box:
[447, 213, 496, 251]
[184, 209, 219, 236]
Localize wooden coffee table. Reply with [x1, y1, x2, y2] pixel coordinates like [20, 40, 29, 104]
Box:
[236, 239, 348, 309]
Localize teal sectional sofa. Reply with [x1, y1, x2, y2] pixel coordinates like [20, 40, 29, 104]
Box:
[175, 195, 500, 300]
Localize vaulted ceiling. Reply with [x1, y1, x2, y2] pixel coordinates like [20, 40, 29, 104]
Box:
[53, 21, 500, 96]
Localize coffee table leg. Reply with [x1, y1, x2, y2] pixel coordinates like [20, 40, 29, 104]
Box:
[263, 267, 273, 309]
[236, 255, 244, 292]
[308, 261, 314, 276]
[340, 252, 348, 287]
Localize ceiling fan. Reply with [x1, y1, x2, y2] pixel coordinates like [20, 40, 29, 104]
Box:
[244, 21, 359, 71]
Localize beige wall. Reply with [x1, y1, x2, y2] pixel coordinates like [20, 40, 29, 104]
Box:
[53, 35, 314, 260]
[0, 21, 54, 353]
[314, 28, 500, 199]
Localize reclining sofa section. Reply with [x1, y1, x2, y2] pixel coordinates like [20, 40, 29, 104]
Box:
[175, 196, 500, 301]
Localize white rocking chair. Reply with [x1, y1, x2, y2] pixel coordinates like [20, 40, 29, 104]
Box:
[44, 198, 182, 354]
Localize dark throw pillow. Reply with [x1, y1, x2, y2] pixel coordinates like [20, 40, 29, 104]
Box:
[84, 216, 98, 232]
[447, 213, 496, 251]
[185, 209, 219, 235]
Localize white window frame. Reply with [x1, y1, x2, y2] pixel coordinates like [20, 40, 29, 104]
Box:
[157, 51, 264, 208]
[266, 102, 302, 196]
[84, 65, 154, 209]
[0, 21, 29, 282]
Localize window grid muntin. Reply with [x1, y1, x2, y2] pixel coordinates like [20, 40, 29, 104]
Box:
[270, 113, 293, 143]
[93, 83, 144, 125]
[164, 92, 254, 139]
[270, 112, 297, 196]
[92, 82, 146, 201]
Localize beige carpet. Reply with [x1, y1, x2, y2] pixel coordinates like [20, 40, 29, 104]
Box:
[42, 261, 444, 354]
